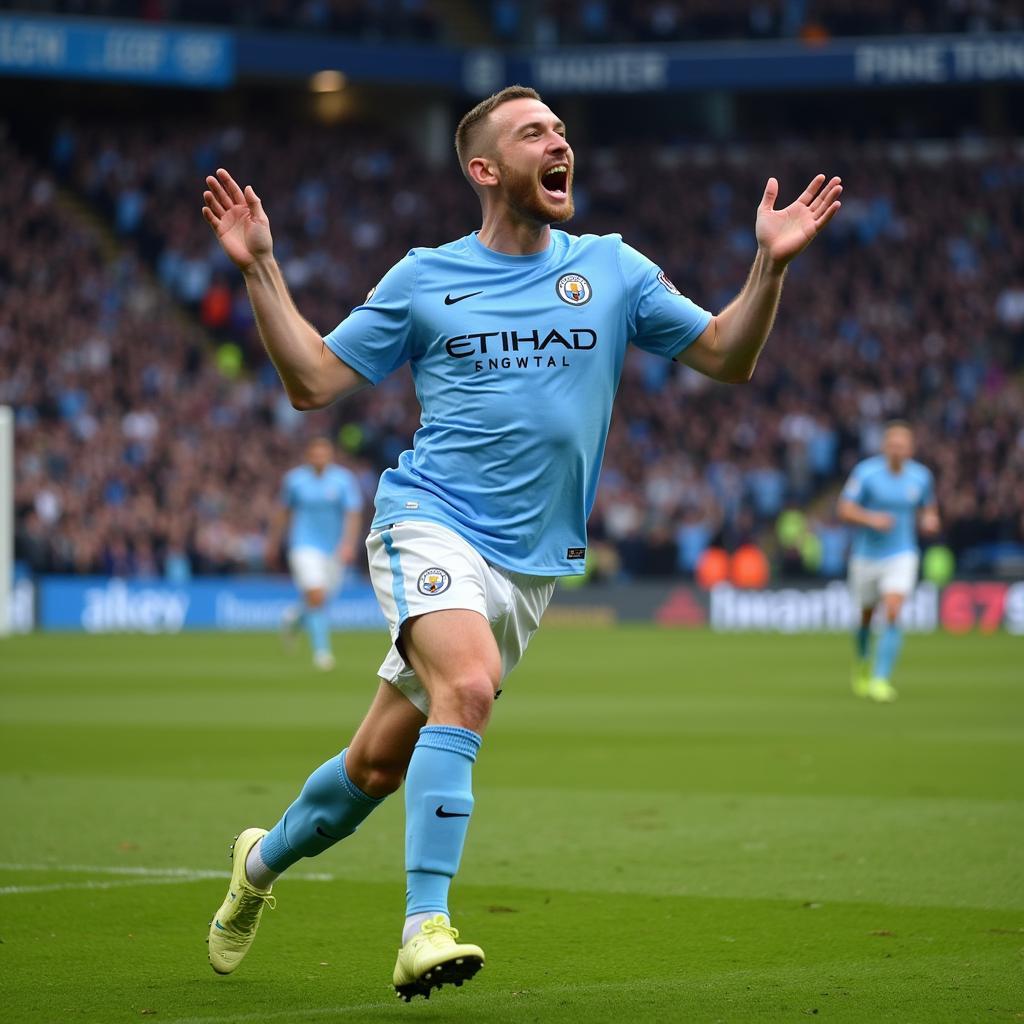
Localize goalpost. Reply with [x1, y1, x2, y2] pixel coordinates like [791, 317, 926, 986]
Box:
[0, 406, 11, 637]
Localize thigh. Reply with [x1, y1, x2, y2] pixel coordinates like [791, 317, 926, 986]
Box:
[880, 552, 919, 598]
[848, 557, 881, 610]
[289, 547, 332, 593]
[402, 608, 503, 696]
[367, 521, 505, 713]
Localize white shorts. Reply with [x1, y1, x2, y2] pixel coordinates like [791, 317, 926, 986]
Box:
[366, 520, 557, 714]
[288, 546, 343, 595]
[848, 552, 919, 609]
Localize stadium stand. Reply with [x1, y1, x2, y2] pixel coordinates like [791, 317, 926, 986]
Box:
[491, 0, 1024, 44]
[6, 116, 1023, 579]
[0, 1, 441, 40]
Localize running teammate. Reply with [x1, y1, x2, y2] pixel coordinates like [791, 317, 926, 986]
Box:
[268, 436, 362, 671]
[838, 422, 940, 702]
[200, 85, 842, 998]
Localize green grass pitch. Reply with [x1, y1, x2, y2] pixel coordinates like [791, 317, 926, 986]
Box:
[1, 627, 1022, 1023]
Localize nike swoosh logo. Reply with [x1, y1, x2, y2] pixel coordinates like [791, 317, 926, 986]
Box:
[444, 290, 483, 305]
[316, 826, 341, 840]
[435, 804, 470, 818]
[214, 920, 226, 930]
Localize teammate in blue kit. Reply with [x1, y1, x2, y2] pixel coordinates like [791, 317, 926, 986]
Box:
[200, 85, 842, 997]
[268, 436, 363, 671]
[839, 422, 940, 702]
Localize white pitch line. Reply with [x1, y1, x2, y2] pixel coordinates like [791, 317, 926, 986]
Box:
[0, 862, 338, 896]
[0, 862, 336, 881]
[1, 877, 213, 896]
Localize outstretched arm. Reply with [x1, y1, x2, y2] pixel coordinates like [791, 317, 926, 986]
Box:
[679, 173, 842, 384]
[202, 168, 366, 410]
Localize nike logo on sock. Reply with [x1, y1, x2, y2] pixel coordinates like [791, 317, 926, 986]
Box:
[435, 804, 470, 818]
[316, 826, 341, 840]
[444, 290, 482, 305]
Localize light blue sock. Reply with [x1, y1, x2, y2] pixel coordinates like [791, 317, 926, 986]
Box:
[855, 624, 872, 661]
[306, 606, 330, 656]
[872, 623, 904, 681]
[404, 725, 481, 918]
[260, 748, 384, 873]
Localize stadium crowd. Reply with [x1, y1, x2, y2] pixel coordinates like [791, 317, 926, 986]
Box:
[7, 116, 1024, 579]
[492, 0, 1022, 45]
[0, 0, 441, 40]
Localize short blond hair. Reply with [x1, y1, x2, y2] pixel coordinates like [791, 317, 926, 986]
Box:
[454, 85, 542, 181]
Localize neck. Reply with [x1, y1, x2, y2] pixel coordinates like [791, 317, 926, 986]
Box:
[476, 205, 552, 255]
[886, 457, 903, 472]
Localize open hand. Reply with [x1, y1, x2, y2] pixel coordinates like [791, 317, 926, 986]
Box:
[756, 173, 842, 269]
[202, 168, 273, 271]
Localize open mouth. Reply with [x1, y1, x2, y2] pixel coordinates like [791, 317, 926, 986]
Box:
[541, 164, 569, 199]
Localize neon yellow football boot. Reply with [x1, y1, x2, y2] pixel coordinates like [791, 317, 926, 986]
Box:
[393, 915, 484, 1001]
[852, 660, 872, 698]
[207, 827, 276, 975]
[867, 677, 898, 703]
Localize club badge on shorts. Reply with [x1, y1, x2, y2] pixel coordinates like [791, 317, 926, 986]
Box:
[418, 567, 451, 596]
[556, 273, 592, 306]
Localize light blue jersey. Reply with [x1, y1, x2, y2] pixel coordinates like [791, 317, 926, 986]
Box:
[841, 455, 935, 559]
[282, 464, 363, 555]
[325, 230, 711, 575]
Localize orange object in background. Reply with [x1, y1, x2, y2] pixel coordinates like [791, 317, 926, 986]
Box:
[730, 544, 770, 589]
[200, 280, 232, 330]
[696, 547, 730, 589]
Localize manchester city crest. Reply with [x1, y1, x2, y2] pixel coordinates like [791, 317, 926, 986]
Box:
[417, 567, 451, 596]
[556, 273, 592, 306]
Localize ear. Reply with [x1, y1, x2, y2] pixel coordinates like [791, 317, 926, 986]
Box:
[467, 156, 499, 189]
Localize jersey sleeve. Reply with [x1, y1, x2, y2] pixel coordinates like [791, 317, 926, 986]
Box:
[840, 463, 869, 503]
[323, 252, 418, 385]
[617, 240, 712, 360]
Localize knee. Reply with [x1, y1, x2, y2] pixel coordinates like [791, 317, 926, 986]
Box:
[306, 589, 326, 608]
[433, 674, 496, 732]
[883, 600, 903, 624]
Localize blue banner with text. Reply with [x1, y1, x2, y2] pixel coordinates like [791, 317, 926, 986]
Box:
[37, 576, 386, 633]
[0, 15, 233, 87]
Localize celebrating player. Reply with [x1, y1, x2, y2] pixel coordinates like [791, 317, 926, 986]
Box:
[838, 422, 940, 702]
[200, 85, 842, 998]
[267, 436, 363, 671]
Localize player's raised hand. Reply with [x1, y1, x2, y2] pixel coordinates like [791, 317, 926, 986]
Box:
[202, 168, 273, 271]
[755, 174, 842, 268]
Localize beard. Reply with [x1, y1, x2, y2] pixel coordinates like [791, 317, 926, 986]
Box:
[497, 159, 574, 225]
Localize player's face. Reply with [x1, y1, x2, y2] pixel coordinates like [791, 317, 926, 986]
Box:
[307, 440, 332, 471]
[491, 98, 574, 225]
[882, 427, 914, 464]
